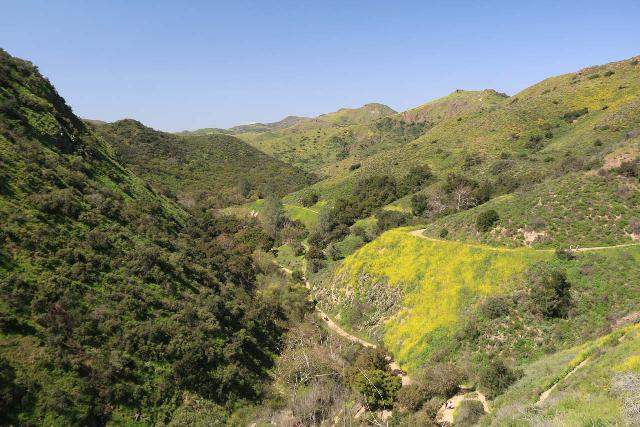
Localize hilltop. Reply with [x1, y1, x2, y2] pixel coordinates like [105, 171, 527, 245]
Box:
[186, 102, 398, 172]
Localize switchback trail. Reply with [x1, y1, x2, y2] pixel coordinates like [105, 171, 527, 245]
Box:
[277, 264, 411, 385]
[409, 229, 640, 252]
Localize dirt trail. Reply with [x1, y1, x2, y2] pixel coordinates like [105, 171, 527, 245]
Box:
[409, 229, 640, 252]
[436, 390, 491, 424]
[277, 264, 411, 385]
[535, 358, 590, 407]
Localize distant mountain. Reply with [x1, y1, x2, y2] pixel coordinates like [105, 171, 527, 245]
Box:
[93, 119, 316, 207]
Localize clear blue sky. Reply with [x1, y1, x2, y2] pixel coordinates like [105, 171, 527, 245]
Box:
[2, 0, 639, 132]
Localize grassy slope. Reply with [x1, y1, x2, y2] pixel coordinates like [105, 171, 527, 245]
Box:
[287, 55, 640, 205]
[421, 168, 640, 247]
[227, 103, 397, 172]
[323, 227, 640, 372]
[324, 228, 551, 370]
[93, 119, 315, 206]
[485, 322, 640, 425]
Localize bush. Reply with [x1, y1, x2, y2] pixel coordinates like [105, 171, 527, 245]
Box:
[476, 210, 499, 232]
[410, 194, 429, 217]
[417, 362, 463, 399]
[301, 192, 319, 207]
[527, 264, 572, 318]
[618, 159, 639, 178]
[396, 384, 426, 411]
[376, 210, 410, 233]
[352, 369, 401, 408]
[562, 107, 588, 122]
[478, 358, 520, 398]
[453, 400, 485, 426]
[480, 295, 510, 319]
[439, 228, 449, 238]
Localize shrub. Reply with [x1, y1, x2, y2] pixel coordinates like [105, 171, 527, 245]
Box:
[618, 159, 639, 178]
[410, 194, 429, 217]
[376, 210, 410, 233]
[476, 210, 499, 232]
[594, 139, 603, 146]
[453, 400, 485, 426]
[352, 370, 401, 408]
[301, 191, 319, 207]
[439, 228, 449, 238]
[562, 107, 588, 123]
[480, 295, 510, 319]
[527, 264, 572, 318]
[396, 384, 426, 411]
[604, 70, 615, 77]
[555, 247, 575, 261]
[417, 362, 463, 399]
[478, 358, 520, 399]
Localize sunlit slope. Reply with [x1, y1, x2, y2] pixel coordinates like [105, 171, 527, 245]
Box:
[421, 169, 640, 248]
[326, 228, 551, 370]
[485, 322, 640, 425]
[229, 103, 397, 172]
[289, 55, 640, 202]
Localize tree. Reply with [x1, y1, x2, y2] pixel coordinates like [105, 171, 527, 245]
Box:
[401, 164, 433, 193]
[353, 369, 401, 408]
[478, 358, 520, 399]
[261, 195, 284, 239]
[238, 178, 251, 198]
[528, 265, 572, 318]
[476, 210, 499, 232]
[411, 194, 429, 217]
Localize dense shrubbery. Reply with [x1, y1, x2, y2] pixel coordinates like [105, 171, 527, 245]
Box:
[476, 209, 500, 232]
[527, 264, 572, 318]
[0, 49, 304, 425]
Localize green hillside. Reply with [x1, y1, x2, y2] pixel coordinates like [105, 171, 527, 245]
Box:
[485, 322, 640, 425]
[0, 49, 307, 425]
[211, 103, 399, 172]
[93, 119, 315, 208]
[287, 55, 640, 206]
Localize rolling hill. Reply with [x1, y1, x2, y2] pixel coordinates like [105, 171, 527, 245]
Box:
[0, 48, 304, 425]
[92, 119, 316, 208]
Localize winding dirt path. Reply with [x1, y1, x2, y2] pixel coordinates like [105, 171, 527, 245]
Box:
[277, 263, 411, 385]
[409, 229, 640, 252]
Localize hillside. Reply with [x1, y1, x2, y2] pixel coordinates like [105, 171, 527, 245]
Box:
[188, 103, 400, 172]
[0, 49, 306, 425]
[93, 119, 315, 208]
[287, 55, 640, 207]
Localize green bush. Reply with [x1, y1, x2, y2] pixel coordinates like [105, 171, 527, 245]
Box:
[352, 369, 401, 408]
[476, 210, 499, 232]
[453, 399, 485, 426]
[478, 358, 520, 399]
[527, 264, 572, 318]
[396, 384, 426, 411]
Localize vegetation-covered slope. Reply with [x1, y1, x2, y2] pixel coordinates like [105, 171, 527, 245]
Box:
[197, 103, 400, 172]
[288, 55, 640, 206]
[93, 119, 315, 208]
[486, 322, 640, 425]
[320, 228, 551, 370]
[0, 48, 305, 425]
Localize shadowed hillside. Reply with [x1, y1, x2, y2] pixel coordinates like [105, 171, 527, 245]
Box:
[93, 119, 316, 208]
